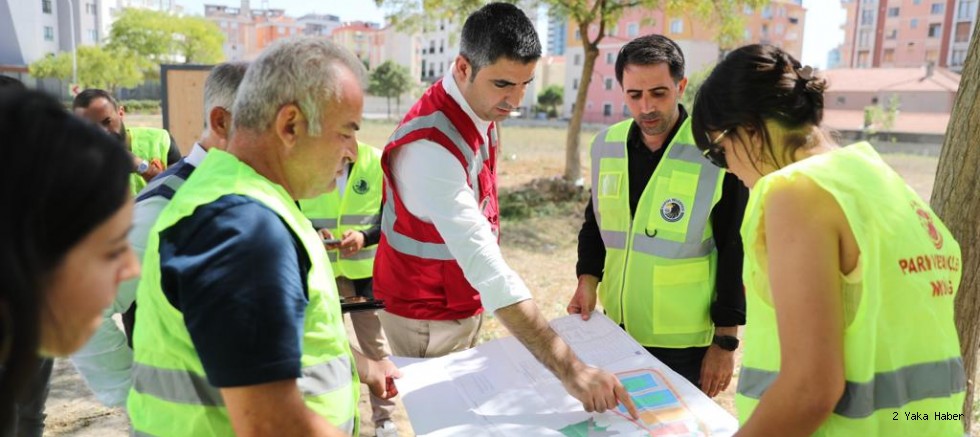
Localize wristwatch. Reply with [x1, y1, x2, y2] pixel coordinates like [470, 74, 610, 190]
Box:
[136, 159, 150, 175]
[712, 335, 739, 351]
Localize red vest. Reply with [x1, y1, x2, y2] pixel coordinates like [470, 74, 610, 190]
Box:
[373, 79, 499, 320]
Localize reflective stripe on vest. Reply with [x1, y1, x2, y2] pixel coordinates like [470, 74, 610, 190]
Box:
[341, 214, 380, 226]
[590, 125, 720, 259]
[382, 186, 454, 260]
[311, 218, 338, 230]
[382, 111, 489, 260]
[327, 247, 377, 263]
[738, 357, 966, 418]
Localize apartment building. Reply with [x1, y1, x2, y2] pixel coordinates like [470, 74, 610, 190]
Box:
[839, 0, 977, 72]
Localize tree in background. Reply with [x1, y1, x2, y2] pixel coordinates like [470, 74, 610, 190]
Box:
[537, 84, 563, 118]
[108, 9, 224, 79]
[29, 45, 144, 92]
[376, 0, 766, 182]
[679, 63, 714, 110]
[929, 15, 980, 433]
[368, 60, 414, 120]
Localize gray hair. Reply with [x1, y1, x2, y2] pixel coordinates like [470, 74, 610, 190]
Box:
[203, 62, 249, 129]
[232, 37, 367, 136]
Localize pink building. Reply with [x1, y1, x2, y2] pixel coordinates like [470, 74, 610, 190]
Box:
[839, 0, 977, 72]
[331, 21, 385, 70]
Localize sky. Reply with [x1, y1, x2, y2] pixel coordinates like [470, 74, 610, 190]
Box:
[180, 0, 845, 68]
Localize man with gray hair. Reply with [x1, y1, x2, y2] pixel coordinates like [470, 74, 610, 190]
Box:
[69, 61, 249, 407]
[127, 37, 396, 436]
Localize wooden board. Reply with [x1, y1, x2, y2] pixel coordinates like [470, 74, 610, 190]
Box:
[161, 65, 214, 156]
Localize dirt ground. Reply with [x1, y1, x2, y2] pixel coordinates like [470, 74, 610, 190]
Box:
[45, 118, 976, 436]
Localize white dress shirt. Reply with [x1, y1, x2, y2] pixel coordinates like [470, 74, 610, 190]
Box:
[389, 67, 532, 314]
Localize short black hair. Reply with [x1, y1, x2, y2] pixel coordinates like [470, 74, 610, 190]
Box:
[460, 2, 541, 76]
[0, 75, 26, 91]
[615, 34, 686, 86]
[72, 88, 118, 110]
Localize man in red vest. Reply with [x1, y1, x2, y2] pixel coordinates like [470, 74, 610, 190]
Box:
[374, 2, 637, 417]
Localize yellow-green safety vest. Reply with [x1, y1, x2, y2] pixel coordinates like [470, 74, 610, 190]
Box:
[299, 142, 383, 280]
[127, 149, 359, 436]
[128, 127, 171, 196]
[591, 117, 725, 348]
[737, 142, 965, 435]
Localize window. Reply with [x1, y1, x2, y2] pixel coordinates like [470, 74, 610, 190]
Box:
[743, 5, 753, 14]
[887, 7, 900, 17]
[85, 3, 95, 13]
[775, 23, 784, 35]
[42, 0, 52, 13]
[861, 9, 874, 25]
[857, 51, 870, 67]
[87, 29, 98, 42]
[951, 49, 968, 65]
[603, 103, 612, 117]
[836, 96, 846, 105]
[958, 0, 977, 19]
[572, 78, 578, 90]
[910, 18, 919, 29]
[744, 29, 752, 41]
[670, 19, 683, 34]
[762, 5, 772, 19]
[931, 3, 944, 14]
[762, 23, 769, 37]
[606, 25, 617, 36]
[439, 62, 444, 74]
[882, 48, 895, 63]
[573, 53, 581, 65]
[627, 23, 638, 37]
[928, 23, 941, 37]
[623, 104, 629, 117]
[914, 0, 921, 4]
[606, 52, 614, 64]
[439, 40, 444, 53]
[43, 26, 54, 41]
[955, 22, 971, 42]
[604, 78, 613, 90]
[858, 29, 872, 47]
[574, 29, 581, 40]
[886, 28, 898, 39]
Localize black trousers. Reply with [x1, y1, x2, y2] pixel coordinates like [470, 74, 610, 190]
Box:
[3, 358, 53, 437]
[644, 345, 709, 388]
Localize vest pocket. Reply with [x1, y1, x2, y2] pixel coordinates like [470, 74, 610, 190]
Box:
[651, 259, 713, 335]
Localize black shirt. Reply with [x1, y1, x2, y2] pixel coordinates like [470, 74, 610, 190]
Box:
[576, 105, 747, 327]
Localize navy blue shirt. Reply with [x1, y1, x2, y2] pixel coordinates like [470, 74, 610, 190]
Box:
[157, 194, 311, 387]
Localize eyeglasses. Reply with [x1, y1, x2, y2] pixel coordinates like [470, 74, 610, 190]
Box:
[701, 129, 729, 169]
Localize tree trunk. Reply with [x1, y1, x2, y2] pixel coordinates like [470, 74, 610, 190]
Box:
[563, 28, 600, 183]
[929, 18, 980, 433]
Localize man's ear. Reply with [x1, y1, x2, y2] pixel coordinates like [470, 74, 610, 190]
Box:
[274, 103, 305, 149]
[209, 107, 231, 140]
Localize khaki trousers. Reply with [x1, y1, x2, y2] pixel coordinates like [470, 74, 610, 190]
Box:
[378, 309, 483, 358]
[336, 277, 395, 425]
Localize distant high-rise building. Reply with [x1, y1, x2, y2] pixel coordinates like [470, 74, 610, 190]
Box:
[827, 46, 843, 69]
[1, 0, 112, 66]
[205, 1, 302, 61]
[298, 13, 341, 37]
[547, 14, 567, 56]
[840, 0, 976, 72]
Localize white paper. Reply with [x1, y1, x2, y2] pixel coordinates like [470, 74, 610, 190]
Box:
[391, 313, 738, 436]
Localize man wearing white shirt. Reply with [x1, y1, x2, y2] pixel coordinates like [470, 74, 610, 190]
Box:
[373, 2, 637, 417]
[69, 62, 248, 406]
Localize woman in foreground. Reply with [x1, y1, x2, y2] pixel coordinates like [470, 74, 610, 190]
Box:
[0, 90, 140, 428]
[691, 44, 964, 436]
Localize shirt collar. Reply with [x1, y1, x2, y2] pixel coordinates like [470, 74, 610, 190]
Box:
[441, 63, 491, 140]
[186, 142, 208, 167]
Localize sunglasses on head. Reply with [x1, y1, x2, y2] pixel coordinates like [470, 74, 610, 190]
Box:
[701, 129, 729, 169]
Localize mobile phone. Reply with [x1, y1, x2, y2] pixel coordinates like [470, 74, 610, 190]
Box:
[322, 238, 342, 245]
[340, 298, 386, 313]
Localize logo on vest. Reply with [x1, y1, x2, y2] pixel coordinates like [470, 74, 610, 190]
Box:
[660, 198, 685, 222]
[352, 178, 369, 195]
[912, 202, 943, 249]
